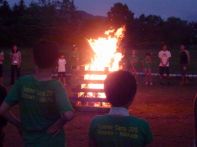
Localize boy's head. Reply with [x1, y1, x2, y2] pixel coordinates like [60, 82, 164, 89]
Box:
[162, 44, 168, 51]
[104, 71, 137, 107]
[145, 53, 151, 57]
[61, 55, 65, 58]
[12, 45, 18, 53]
[33, 41, 59, 69]
[131, 50, 136, 56]
[180, 44, 186, 51]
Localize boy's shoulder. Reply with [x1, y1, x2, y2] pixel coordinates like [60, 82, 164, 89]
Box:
[0, 85, 6, 92]
[0, 85, 7, 102]
[19, 75, 33, 80]
[91, 114, 149, 127]
[18, 75, 60, 86]
[16, 75, 34, 83]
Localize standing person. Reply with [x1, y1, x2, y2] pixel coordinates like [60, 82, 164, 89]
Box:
[0, 41, 74, 147]
[129, 50, 138, 77]
[158, 44, 172, 85]
[58, 54, 67, 85]
[89, 71, 153, 147]
[143, 53, 153, 86]
[71, 44, 80, 70]
[180, 44, 190, 85]
[0, 50, 4, 84]
[10, 45, 22, 85]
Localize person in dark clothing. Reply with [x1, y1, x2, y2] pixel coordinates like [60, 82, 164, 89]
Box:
[180, 45, 190, 85]
[0, 86, 7, 147]
[0, 50, 5, 84]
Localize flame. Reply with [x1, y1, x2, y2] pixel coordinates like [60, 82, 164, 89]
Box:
[87, 27, 124, 72]
[79, 27, 125, 101]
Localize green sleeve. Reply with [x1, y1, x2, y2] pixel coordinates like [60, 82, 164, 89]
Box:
[143, 122, 153, 145]
[89, 118, 97, 140]
[54, 82, 73, 113]
[5, 80, 21, 106]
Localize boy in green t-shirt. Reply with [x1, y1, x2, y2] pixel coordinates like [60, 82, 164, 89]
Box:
[89, 71, 153, 147]
[0, 41, 74, 147]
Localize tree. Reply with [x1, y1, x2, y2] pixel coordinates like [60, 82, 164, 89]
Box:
[162, 17, 190, 44]
[62, 0, 75, 11]
[0, 0, 11, 18]
[18, 0, 26, 13]
[39, 0, 51, 6]
[107, 3, 134, 27]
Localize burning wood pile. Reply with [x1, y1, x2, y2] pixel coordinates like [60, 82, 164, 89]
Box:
[73, 27, 125, 110]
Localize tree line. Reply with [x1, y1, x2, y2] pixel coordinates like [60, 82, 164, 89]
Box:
[0, 1, 196, 49]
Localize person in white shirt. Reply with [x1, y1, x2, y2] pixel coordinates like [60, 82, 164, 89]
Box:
[58, 55, 66, 85]
[10, 45, 22, 85]
[158, 44, 171, 85]
[0, 50, 4, 84]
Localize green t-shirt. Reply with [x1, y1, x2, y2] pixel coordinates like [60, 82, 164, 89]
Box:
[5, 75, 73, 147]
[89, 115, 153, 147]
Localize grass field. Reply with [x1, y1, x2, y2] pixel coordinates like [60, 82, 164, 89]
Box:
[1, 46, 197, 147]
[3, 83, 196, 147]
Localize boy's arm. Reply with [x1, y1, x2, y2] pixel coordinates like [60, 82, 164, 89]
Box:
[89, 139, 97, 147]
[0, 102, 21, 128]
[47, 110, 74, 135]
[47, 82, 74, 135]
[18, 51, 22, 67]
[0, 53, 4, 61]
[145, 125, 153, 146]
[0, 101, 10, 115]
[89, 118, 97, 147]
[186, 50, 191, 64]
[0, 80, 22, 128]
[4, 111, 21, 128]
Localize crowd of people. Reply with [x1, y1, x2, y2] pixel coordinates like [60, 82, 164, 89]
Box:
[0, 43, 191, 87]
[0, 42, 193, 147]
[122, 44, 190, 86]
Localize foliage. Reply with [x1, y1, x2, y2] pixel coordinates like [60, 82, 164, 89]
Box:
[108, 3, 197, 50]
[107, 2, 134, 27]
[0, 1, 196, 50]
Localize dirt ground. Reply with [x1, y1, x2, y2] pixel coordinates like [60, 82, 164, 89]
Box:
[3, 79, 196, 147]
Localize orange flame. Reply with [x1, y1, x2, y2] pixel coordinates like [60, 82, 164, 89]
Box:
[79, 27, 125, 100]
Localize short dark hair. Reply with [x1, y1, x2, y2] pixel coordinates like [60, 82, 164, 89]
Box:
[12, 45, 19, 53]
[104, 71, 137, 107]
[33, 41, 59, 69]
[145, 52, 151, 56]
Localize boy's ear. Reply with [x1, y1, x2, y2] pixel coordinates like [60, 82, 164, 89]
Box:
[124, 100, 133, 109]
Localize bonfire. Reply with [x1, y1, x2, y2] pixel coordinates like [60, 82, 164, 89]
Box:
[77, 27, 125, 108]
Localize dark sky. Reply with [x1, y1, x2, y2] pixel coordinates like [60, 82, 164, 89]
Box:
[9, 0, 197, 21]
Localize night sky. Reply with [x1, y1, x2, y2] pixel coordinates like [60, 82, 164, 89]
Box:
[9, 0, 197, 21]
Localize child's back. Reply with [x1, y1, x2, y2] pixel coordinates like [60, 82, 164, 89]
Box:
[5, 75, 72, 146]
[89, 71, 153, 147]
[90, 114, 152, 147]
[0, 41, 74, 147]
